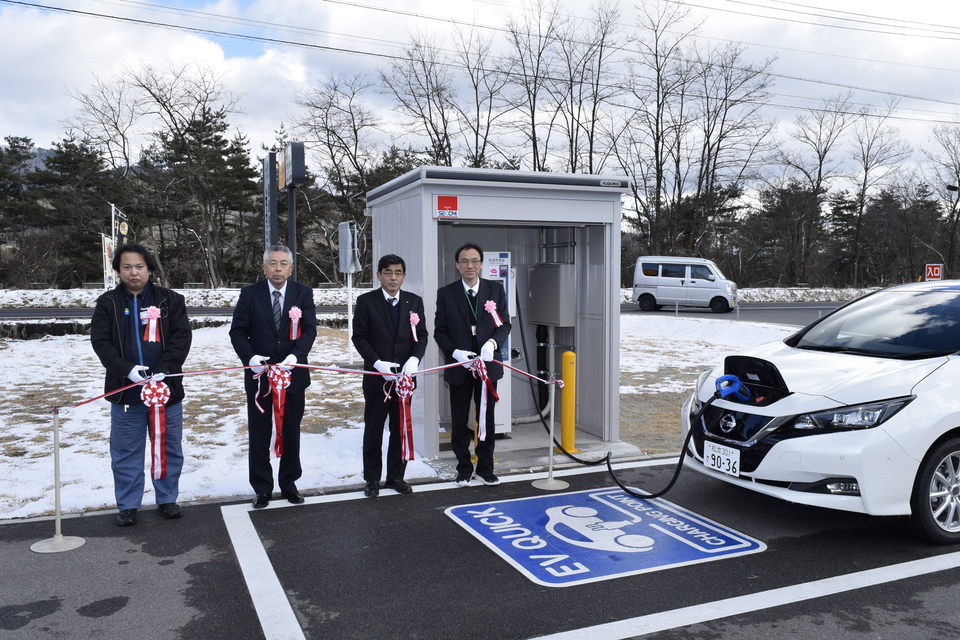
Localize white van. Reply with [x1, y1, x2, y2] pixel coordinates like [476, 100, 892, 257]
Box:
[632, 256, 737, 313]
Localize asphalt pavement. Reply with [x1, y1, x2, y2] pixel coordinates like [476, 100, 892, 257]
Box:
[5, 461, 960, 640]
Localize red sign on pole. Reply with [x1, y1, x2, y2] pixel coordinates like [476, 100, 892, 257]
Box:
[926, 264, 944, 281]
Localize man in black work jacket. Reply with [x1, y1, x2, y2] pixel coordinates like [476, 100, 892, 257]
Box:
[352, 254, 429, 497]
[434, 242, 511, 487]
[91, 243, 192, 527]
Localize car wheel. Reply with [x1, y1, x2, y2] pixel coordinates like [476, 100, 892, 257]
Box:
[710, 297, 729, 313]
[909, 436, 960, 544]
[638, 295, 657, 312]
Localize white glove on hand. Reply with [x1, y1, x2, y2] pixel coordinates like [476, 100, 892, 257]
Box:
[480, 340, 496, 362]
[278, 354, 298, 371]
[452, 349, 474, 369]
[127, 367, 145, 383]
[151, 372, 166, 382]
[374, 359, 400, 381]
[249, 355, 267, 374]
[402, 357, 419, 377]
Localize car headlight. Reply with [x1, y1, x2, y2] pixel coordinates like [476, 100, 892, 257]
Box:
[725, 283, 734, 294]
[690, 369, 713, 417]
[791, 396, 914, 431]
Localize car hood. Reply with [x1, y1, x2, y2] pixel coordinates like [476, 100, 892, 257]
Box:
[737, 340, 948, 405]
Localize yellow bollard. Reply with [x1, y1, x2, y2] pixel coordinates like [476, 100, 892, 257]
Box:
[559, 350, 581, 453]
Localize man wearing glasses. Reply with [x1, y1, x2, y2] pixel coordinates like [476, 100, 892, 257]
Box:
[352, 254, 429, 497]
[230, 245, 317, 508]
[435, 243, 511, 487]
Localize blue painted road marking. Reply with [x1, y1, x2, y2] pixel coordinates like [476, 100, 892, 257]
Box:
[446, 488, 765, 587]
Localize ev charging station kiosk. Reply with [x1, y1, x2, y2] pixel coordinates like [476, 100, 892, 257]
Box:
[364, 167, 630, 460]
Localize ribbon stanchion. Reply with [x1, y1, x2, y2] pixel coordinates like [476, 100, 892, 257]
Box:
[31, 408, 86, 554]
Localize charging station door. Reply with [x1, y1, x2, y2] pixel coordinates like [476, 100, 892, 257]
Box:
[482, 252, 512, 434]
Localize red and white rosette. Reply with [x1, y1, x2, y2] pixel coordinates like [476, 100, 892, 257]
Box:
[267, 366, 292, 458]
[140, 380, 171, 480]
[288, 306, 302, 340]
[394, 374, 416, 461]
[143, 306, 161, 342]
[484, 300, 504, 327]
[409, 312, 420, 342]
[470, 359, 499, 440]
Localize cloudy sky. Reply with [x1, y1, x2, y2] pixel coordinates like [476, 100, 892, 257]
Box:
[2, 0, 959, 167]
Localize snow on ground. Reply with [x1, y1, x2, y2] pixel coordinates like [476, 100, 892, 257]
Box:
[0, 309, 797, 521]
[0, 286, 880, 309]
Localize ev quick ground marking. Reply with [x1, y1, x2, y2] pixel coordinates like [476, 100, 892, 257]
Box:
[445, 488, 765, 587]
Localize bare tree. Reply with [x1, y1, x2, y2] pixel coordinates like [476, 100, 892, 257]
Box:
[450, 23, 510, 168]
[380, 33, 456, 166]
[504, 0, 563, 171]
[849, 100, 912, 285]
[925, 120, 960, 273]
[551, 1, 623, 174]
[67, 74, 145, 176]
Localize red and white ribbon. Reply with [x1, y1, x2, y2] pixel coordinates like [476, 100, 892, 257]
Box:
[267, 367, 292, 458]
[409, 312, 420, 342]
[385, 374, 416, 461]
[140, 380, 171, 480]
[289, 306, 302, 340]
[484, 300, 504, 327]
[143, 306, 161, 342]
[470, 359, 499, 440]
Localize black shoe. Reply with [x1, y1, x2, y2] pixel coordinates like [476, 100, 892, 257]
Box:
[363, 482, 379, 498]
[281, 489, 305, 504]
[116, 509, 137, 526]
[455, 473, 472, 487]
[384, 479, 413, 494]
[252, 494, 270, 509]
[479, 474, 500, 486]
[157, 503, 182, 519]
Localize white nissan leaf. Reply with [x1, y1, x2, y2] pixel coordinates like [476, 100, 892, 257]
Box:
[680, 281, 960, 543]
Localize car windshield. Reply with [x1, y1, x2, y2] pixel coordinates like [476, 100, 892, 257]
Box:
[708, 261, 726, 280]
[790, 288, 960, 359]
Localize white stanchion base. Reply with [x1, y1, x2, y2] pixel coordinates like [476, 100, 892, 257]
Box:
[31, 534, 86, 554]
[532, 478, 569, 491]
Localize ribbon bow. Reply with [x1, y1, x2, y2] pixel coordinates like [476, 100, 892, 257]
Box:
[469, 358, 500, 440]
[289, 306, 302, 340]
[484, 300, 504, 327]
[143, 306, 161, 342]
[253, 365, 292, 458]
[409, 312, 420, 342]
[383, 374, 417, 462]
[141, 380, 171, 480]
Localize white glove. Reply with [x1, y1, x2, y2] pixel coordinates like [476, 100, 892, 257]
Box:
[452, 349, 474, 369]
[402, 357, 419, 377]
[480, 340, 496, 362]
[278, 354, 298, 371]
[127, 367, 145, 383]
[374, 359, 400, 381]
[151, 372, 166, 382]
[249, 355, 267, 374]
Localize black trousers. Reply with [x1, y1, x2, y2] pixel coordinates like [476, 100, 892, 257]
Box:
[362, 388, 407, 484]
[246, 381, 305, 495]
[449, 376, 498, 478]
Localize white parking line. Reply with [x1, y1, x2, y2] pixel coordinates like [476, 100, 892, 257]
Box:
[530, 550, 960, 639]
[221, 462, 959, 640]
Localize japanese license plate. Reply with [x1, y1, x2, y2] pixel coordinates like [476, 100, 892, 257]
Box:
[704, 440, 740, 477]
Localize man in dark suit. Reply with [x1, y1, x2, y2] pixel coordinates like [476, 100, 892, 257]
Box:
[352, 254, 429, 497]
[435, 242, 511, 487]
[230, 244, 317, 508]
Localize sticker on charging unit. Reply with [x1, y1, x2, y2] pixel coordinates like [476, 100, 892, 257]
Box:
[445, 487, 765, 587]
[437, 195, 458, 218]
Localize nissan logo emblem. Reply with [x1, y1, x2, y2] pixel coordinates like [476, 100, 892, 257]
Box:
[719, 413, 738, 434]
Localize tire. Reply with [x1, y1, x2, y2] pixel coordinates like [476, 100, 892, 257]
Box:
[638, 295, 657, 312]
[909, 436, 960, 544]
[709, 297, 729, 314]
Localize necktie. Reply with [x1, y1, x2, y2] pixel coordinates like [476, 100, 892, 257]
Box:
[272, 290, 282, 331]
[389, 296, 397, 306]
[469, 289, 476, 298]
